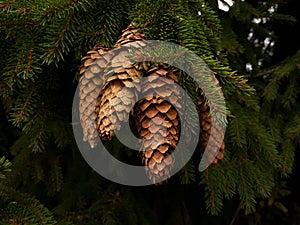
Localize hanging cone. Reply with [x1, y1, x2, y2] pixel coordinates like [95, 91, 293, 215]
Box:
[96, 68, 142, 140]
[134, 66, 182, 183]
[114, 24, 145, 47]
[197, 90, 225, 165]
[95, 25, 145, 141]
[79, 24, 145, 147]
[79, 46, 111, 148]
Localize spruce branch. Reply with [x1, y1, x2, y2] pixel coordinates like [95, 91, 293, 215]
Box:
[242, 67, 277, 78]
[42, 8, 76, 65]
[0, 157, 12, 180]
[230, 202, 241, 225]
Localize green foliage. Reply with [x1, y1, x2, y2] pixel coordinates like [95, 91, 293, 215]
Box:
[263, 50, 300, 102]
[0, 157, 59, 224]
[0, 156, 12, 180]
[260, 50, 300, 176]
[0, 186, 58, 225]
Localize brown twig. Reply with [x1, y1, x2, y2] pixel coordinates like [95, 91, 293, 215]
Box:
[242, 68, 277, 79]
[230, 202, 242, 225]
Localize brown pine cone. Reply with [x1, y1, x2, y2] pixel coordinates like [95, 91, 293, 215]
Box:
[94, 25, 145, 141]
[96, 67, 142, 140]
[79, 24, 145, 147]
[134, 66, 182, 183]
[79, 46, 111, 148]
[197, 90, 225, 165]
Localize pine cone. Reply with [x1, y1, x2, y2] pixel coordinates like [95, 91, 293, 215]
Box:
[114, 24, 145, 47]
[79, 25, 145, 147]
[79, 46, 111, 148]
[95, 25, 145, 141]
[197, 91, 225, 165]
[96, 68, 142, 141]
[134, 66, 182, 183]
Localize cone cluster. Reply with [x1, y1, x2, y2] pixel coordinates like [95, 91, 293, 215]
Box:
[79, 24, 225, 183]
[79, 26, 144, 147]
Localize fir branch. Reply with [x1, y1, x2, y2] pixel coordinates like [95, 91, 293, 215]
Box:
[15, 87, 35, 126]
[242, 67, 276, 78]
[43, 0, 88, 17]
[0, 186, 58, 225]
[202, 168, 224, 215]
[179, 161, 196, 184]
[230, 202, 241, 225]
[43, 8, 76, 64]
[40, 0, 95, 65]
[264, 50, 300, 101]
[0, 21, 38, 27]
[0, 157, 12, 180]
[48, 157, 63, 195]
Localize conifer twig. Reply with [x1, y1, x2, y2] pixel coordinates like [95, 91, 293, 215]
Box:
[230, 202, 241, 225]
[242, 68, 276, 79]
